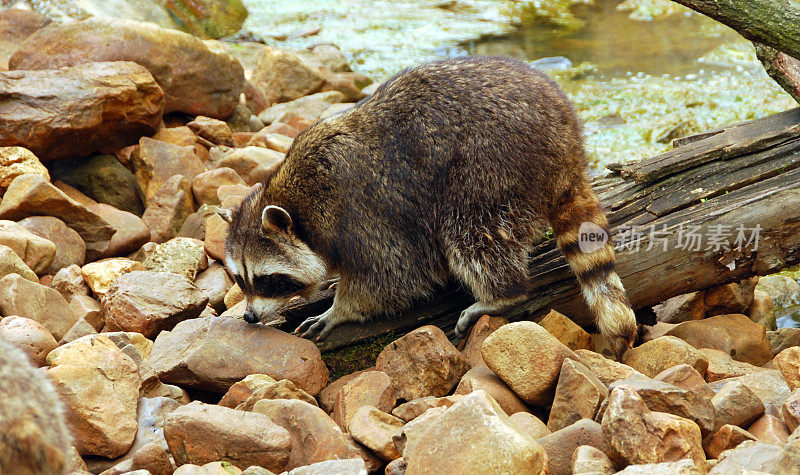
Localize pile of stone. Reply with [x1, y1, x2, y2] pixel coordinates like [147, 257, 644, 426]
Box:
[2, 5, 800, 475]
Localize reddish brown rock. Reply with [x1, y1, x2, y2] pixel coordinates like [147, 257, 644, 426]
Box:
[482, 321, 577, 405]
[712, 380, 765, 431]
[47, 334, 141, 458]
[701, 347, 766, 382]
[251, 46, 325, 105]
[0, 62, 163, 160]
[220, 374, 295, 408]
[191, 168, 245, 206]
[654, 364, 715, 400]
[783, 389, 800, 433]
[747, 414, 790, 444]
[66, 295, 104, 332]
[346, 406, 404, 462]
[163, 401, 291, 471]
[602, 386, 704, 467]
[253, 398, 349, 470]
[510, 411, 551, 440]
[774, 346, 800, 391]
[81, 258, 143, 299]
[576, 346, 641, 384]
[18, 216, 86, 274]
[622, 336, 708, 378]
[709, 370, 792, 411]
[0, 219, 56, 275]
[538, 418, 611, 475]
[0, 146, 50, 194]
[210, 146, 283, 186]
[187, 116, 235, 147]
[132, 137, 204, 204]
[572, 445, 615, 474]
[203, 213, 229, 262]
[393, 406, 447, 457]
[0, 315, 57, 366]
[548, 358, 608, 432]
[141, 175, 196, 243]
[236, 379, 319, 411]
[58, 318, 97, 345]
[748, 289, 776, 330]
[391, 395, 464, 422]
[703, 424, 757, 459]
[458, 314, 507, 368]
[151, 126, 208, 161]
[194, 262, 233, 313]
[130, 442, 173, 475]
[87, 204, 151, 257]
[404, 391, 548, 474]
[666, 314, 773, 366]
[455, 365, 529, 416]
[0, 174, 115, 259]
[709, 441, 797, 473]
[0, 9, 48, 70]
[102, 270, 208, 338]
[0, 274, 76, 340]
[704, 278, 758, 315]
[149, 316, 328, 395]
[539, 309, 593, 351]
[332, 370, 396, 428]
[136, 237, 208, 280]
[258, 91, 345, 124]
[249, 132, 294, 154]
[52, 264, 91, 302]
[10, 18, 244, 118]
[376, 325, 468, 401]
[0, 243, 37, 282]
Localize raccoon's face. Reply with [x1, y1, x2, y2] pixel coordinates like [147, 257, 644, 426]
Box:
[226, 203, 328, 324]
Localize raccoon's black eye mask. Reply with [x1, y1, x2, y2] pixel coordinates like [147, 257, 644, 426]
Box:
[252, 273, 306, 298]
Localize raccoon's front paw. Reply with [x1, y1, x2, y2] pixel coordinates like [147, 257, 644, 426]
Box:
[294, 312, 339, 341]
[455, 306, 484, 339]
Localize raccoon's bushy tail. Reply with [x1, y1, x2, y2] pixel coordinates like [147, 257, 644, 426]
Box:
[549, 180, 637, 359]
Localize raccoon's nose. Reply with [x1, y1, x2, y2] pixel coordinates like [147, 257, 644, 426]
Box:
[243, 310, 258, 324]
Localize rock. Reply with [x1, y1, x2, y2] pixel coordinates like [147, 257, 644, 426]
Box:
[709, 441, 798, 474]
[454, 365, 529, 416]
[187, 116, 235, 147]
[701, 348, 766, 382]
[137, 238, 208, 280]
[376, 325, 468, 401]
[48, 154, 144, 215]
[320, 73, 366, 102]
[481, 321, 577, 405]
[704, 424, 757, 459]
[0, 174, 115, 259]
[194, 262, 233, 313]
[757, 274, 800, 306]
[52, 264, 91, 301]
[0, 62, 163, 160]
[0, 315, 57, 366]
[390, 395, 463, 422]
[622, 336, 708, 378]
[152, 125, 208, 160]
[0, 243, 37, 282]
[775, 346, 800, 391]
[654, 291, 705, 324]
[572, 445, 614, 474]
[710, 370, 792, 412]
[574, 349, 646, 386]
[539, 309, 593, 351]
[0, 9, 48, 70]
[192, 168, 245, 206]
[615, 460, 703, 474]
[251, 46, 325, 105]
[46, 334, 140, 458]
[712, 380, 765, 431]
[344, 434, 382, 473]
[102, 270, 208, 338]
[318, 102, 356, 120]
[131, 441, 173, 475]
[510, 411, 551, 439]
[547, 358, 607, 432]
[384, 458, 407, 475]
[665, 314, 773, 366]
[257, 91, 345, 124]
[393, 406, 446, 457]
[142, 175, 196, 243]
[654, 364, 715, 400]
[163, 401, 291, 471]
[784, 389, 800, 432]
[210, 146, 283, 186]
[748, 414, 790, 444]
[0, 146, 50, 195]
[287, 459, 367, 475]
[59, 318, 98, 345]
[204, 213, 229, 261]
[538, 418, 609, 474]
[638, 322, 679, 343]
[603, 377, 715, 436]
[81, 258, 143, 299]
[173, 462, 245, 475]
[87, 204, 151, 257]
[149, 316, 328, 395]
[602, 385, 704, 466]
[0, 274, 76, 340]
[333, 370, 396, 428]
[224, 283, 245, 309]
[346, 406, 403, 462]
[457, 314, 507, 368]
[236, 379, 319, 411]
[54, 180, 96, 206]
[18, 216, 85, 274]
[132, 137, 204, 204]
[404, 390, 547, 474]
[11, 18, 244, 118]
[249, 132, 294, 154]
[704, 278, 758, 315]
[253, 398, 349, 470]
[0, 219, 56, 275]
[749, 289, 776, 330]
[768, 327, 800, 356]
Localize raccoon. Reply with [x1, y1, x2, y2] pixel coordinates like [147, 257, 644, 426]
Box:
[225, 56, 638, 358]
[0, 337, 72, 475]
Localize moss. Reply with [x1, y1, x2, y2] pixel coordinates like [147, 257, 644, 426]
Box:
[322, 332, 397, 381]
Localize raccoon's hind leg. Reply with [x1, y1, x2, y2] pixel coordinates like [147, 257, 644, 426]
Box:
[549, 179, 637, 360]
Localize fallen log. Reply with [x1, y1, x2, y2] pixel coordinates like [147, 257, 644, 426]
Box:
[278, 108, 800, 352]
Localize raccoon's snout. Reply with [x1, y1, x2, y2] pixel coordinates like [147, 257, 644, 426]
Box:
[243, 310, 259, 324]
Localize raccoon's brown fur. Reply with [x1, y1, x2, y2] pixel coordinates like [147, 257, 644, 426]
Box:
[227, 56, 637, 358]
[0, 337, 71, 475]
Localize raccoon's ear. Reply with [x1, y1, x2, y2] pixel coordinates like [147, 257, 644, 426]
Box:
[262, 205, 293, 235]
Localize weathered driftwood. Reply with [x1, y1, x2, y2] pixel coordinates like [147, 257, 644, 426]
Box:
[755, 43, 800, 104]
[278, 108, 800, 352]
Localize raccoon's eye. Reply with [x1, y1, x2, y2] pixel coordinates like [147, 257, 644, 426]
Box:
[254, 273, 306, 297]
